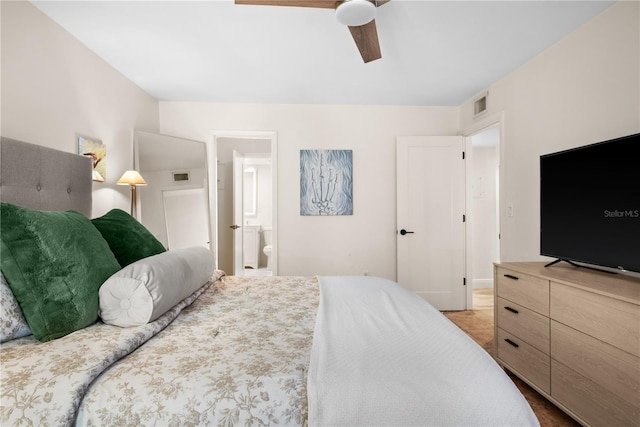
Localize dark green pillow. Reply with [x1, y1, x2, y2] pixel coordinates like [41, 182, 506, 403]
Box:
[0, 202, 121, 342]
[91, 209, 166, 267]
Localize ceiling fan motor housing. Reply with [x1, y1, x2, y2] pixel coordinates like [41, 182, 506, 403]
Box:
[336, 0, 376, 26]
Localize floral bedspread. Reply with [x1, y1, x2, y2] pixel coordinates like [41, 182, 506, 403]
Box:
[0, 271, 222, 426]
[1, 273, 319, 426]
[78, 275, 319, 426]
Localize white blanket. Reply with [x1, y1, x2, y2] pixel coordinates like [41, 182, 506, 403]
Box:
[308, 276, 539, 427]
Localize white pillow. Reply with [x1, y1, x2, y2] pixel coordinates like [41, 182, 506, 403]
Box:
[0, 272, 31, 342]
[99, 246, 215, 327]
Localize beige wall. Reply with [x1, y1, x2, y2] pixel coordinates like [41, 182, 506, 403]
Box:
[1, 1, 159, 218]
[4, 0, 636, 277]
[461, 1, 640, 262]
[159, 102, 459, 278]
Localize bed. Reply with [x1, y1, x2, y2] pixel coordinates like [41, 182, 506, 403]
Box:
[0, 137, 539, 426]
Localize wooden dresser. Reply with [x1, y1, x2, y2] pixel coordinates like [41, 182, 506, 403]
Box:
[494, 262, 640, 426]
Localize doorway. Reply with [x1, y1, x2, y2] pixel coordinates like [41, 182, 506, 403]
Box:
[465, 123, 501, 309]
[396, 121, 502, 311]
[208, 131, 278, 276]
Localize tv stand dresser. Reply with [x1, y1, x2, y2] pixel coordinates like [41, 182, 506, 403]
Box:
[493, 262, 639, 426]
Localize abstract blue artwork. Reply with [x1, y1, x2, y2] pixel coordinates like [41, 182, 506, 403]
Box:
[300, 149, 353, 216]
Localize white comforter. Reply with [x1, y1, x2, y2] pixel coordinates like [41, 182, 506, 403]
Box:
[308, 276, 539, 426]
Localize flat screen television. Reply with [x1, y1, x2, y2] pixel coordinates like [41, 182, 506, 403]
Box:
[540, 132, 640, 273]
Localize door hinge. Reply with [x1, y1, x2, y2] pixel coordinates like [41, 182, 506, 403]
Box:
[462, 151, 466, 159]
[463, 214, 466, 222]
[463, 277, 467, 286]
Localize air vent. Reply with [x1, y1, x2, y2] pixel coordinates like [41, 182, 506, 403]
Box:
[474, 93, 488, 117]
[172, 171, 190, 182]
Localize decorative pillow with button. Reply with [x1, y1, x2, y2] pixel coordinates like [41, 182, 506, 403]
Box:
[99, 246, 215, 327]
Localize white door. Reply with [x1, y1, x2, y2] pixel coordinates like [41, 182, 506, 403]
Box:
[397, 136, 466, 310]
[232, 151, 245, 275]
[163, 188, 210, 251]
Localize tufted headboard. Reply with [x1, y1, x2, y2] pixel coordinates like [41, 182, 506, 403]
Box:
[0, 137, 92, 217]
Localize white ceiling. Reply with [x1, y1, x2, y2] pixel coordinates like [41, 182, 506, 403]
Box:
[33, 0, 615, 106]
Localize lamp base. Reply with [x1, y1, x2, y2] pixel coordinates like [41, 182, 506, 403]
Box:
[130, 185, 138, 218]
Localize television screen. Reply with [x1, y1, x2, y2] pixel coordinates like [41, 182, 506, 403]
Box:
[540, 133, 640, 273]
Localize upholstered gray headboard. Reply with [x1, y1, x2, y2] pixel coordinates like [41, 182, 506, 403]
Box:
[0, 137, 92, 217]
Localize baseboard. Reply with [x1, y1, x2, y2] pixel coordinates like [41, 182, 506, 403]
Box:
[472, 279, 494, 289]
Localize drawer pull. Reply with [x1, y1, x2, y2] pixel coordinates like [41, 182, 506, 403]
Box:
[504, 306, 519, 314]
[504, 338, 520, 348]
[503, 274, 519, 280]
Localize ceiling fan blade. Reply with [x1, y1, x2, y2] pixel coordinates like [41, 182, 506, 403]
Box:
[235, 0, 338, 9]
[375, 0, 391, 6]
[348, 20, 381, 63]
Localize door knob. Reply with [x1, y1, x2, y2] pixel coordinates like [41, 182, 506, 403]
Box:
[400, 229, 414, 235]
[230, 224, 241, 230]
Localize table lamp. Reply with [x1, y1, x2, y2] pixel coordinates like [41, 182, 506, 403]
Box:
[117, 170, 147, 217]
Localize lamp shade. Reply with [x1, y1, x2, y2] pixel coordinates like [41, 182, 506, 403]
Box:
[335, 0, 376, 27]
[117, 170, 147, 186]
[92, 170, 105, 182]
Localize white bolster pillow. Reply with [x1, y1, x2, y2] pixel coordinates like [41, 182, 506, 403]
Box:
[99, 246, 215, 327]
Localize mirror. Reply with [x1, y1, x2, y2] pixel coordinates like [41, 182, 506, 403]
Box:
[134, 131, 211, 251]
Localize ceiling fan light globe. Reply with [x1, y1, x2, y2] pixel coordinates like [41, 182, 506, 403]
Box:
[335, 0, 376, 27]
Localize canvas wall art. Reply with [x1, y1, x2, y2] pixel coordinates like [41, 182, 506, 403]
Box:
[78, 135, 106, 181]
[300, 149, 353, 216]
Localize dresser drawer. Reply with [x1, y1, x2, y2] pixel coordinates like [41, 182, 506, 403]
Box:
[552, 361, 640, 427]
[497, 297, 549, 354]
[497, 328, 550, 394]
[551, 282, 640, 357]
[551, 320, 640, 410]
[496, 267, 549, 315]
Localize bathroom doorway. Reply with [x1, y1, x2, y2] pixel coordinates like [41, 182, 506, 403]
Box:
[208, 131, 278, 276]
[233, 154, 273, 276]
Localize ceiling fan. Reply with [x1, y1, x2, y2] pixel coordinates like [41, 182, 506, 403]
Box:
[235, 0, 390, 63]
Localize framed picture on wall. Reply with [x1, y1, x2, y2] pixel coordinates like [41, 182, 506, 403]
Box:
[78, 135, 106, 182]
[300, 149, 353, 216]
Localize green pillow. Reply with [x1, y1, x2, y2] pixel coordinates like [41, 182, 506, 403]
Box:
[91, 209, 166, 267]
[0, 202, 121, 342]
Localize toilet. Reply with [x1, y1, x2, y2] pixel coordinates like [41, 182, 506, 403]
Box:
[262, 227, 272, 271]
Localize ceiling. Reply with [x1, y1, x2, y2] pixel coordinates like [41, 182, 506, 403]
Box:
[33, 0, 615, 106]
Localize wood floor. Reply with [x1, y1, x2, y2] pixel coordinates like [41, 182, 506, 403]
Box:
[443, 289, 579, 427]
